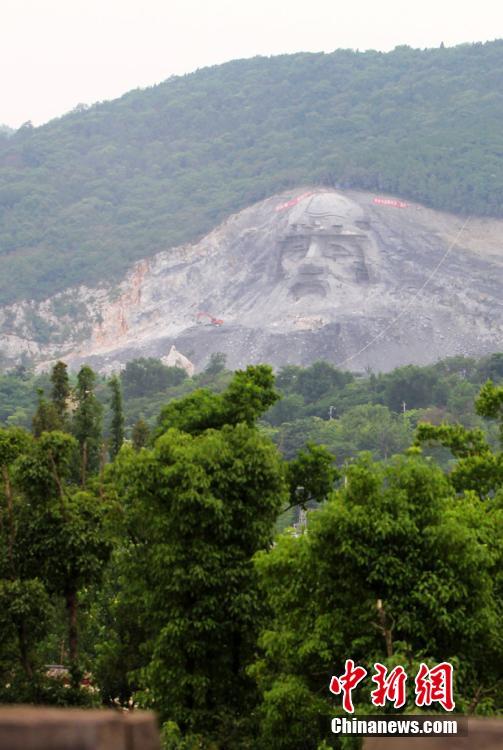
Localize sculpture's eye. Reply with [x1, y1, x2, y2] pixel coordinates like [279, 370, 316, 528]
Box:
[281, 242, 309, 261]
[322, 244, 353, 260]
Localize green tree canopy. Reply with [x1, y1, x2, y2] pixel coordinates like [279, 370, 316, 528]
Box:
[106, 365, 288, 744]
[253, 454, 503, 747]
[72, 365, 103, 482]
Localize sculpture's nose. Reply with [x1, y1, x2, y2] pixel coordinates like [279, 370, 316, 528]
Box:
[297, 262, 324, 275]
[306, 236, 321, 260]
[297, 237, 325, 275]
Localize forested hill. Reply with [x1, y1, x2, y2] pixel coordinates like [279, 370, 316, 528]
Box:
[1, 40, 502, 305]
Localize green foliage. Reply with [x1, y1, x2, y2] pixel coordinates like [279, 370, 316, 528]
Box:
[256, 674, 330, 750]
[295, 362, 353, 403]
[107, 369, 288, 744]
[1, 42, 503, 304]
[265, 393, 305, 427]
[271, 405, 414, 463]
[131, 416, 150, 450]
[122, 358, 187, 399]
[2, 355, 501, 457]
[15, 489, 112, 598]
[476, 353, 503, 382]
[72, 365, 103, 480]
[415, 390, 503, 499]
[337, 404, 413, 460]
[0, 368, 46, 428]
[0, 355, 502, 741]
[0, 578, 51, 675]
[415, 422, 490, 458]
[253, 454, 503, 745]
[156, 388, 224, 435]
[157, 365, 279, 436]
[0, 424, 31, 466]
[221, 365, 279, 425]
[383, 365, 444, 412]
[32, 388, 62, 436]
[50, 361, 70, 422]
[204, 352, 227, 376]
[0, 424, 111, 703]
[285, 443, 339, 509]
[476, 380, 503, 444]
[91, 548, 146, 707]
[108, 375, 125, 459]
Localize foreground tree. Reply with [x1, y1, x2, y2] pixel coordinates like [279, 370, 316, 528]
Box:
[131, 416, 149, 450]
[415, 379, 503, 499]
[72, 366, 103, 484]
[32, 388, 61, 437]
[108, 375, 125, 460]
[51, 361, 70, 424]
[0, 426, 111, 701]
[32, 362, 71, 437]
[15, 432, 112, 670]
[109, 366, 288, 745]
[0, 427, 50, 696]
[253, 453, 503, 748]
[475, 380, 503, 443]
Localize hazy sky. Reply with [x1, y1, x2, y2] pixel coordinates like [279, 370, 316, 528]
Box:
[2, 0, 502, 128]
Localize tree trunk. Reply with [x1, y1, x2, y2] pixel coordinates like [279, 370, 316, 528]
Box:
[376, 598, 393, 657]
[2, 466, 15, 575]
[48, 451, 68, 518]
[468, 686, 483, 714]
[66, 589, 79, 664]
[81, 440, 87, 487]
[99, 442, 107, 500]
[17, 622, 33, 679]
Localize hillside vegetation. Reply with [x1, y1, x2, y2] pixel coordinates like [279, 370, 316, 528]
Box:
[0, 355, 502, 741]
[2, 353, 502, 459]
[0, 41, 502, 305]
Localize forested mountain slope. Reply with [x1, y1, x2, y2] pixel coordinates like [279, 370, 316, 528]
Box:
[0, 40, 502, 305]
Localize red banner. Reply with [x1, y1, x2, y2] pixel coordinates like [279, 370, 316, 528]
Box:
[373, 197, 409, 208]
[275, 191, 315, 212]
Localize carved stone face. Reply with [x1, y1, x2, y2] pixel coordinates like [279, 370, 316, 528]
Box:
[278, 193, 374, 300]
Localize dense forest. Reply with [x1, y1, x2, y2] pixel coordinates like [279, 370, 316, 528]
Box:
[0, 354, 502, 748]
[2, 353, 502, 457]
[0, 41, 502, 305]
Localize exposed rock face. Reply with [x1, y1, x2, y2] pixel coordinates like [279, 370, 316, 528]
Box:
[1, 188, 502, 373]
[161, 346, 195, 377]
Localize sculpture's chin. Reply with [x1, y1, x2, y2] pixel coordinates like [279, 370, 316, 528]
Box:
[288, 281, 328, 301]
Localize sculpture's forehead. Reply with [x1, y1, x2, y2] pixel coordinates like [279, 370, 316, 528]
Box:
[288, 192, 365, 225]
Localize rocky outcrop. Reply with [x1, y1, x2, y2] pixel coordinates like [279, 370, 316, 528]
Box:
[161, 345, 195, 377]
[1, 188, 502, 373]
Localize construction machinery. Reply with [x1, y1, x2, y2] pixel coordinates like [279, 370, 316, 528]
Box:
[196, 311, 224, 326]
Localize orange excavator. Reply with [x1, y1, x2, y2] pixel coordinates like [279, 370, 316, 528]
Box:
[196, 311, 224, 326]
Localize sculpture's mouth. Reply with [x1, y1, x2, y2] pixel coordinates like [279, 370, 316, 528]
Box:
[288, 281, 328, 300]
[294, 263, 325, 275]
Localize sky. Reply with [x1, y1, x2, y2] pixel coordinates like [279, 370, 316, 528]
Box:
[1, 0, 502, 128]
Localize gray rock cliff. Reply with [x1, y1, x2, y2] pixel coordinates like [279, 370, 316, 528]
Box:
[1, 188, 501, 373]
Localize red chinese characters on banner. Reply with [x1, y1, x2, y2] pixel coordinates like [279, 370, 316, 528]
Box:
[372, 196, 409, 208]
[370, 663, 408, 709]
[329, 661, 455, 713]
[274, 191, 315, 212]
[415, 662, 455, 712]
[329, 659, 368, 714]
